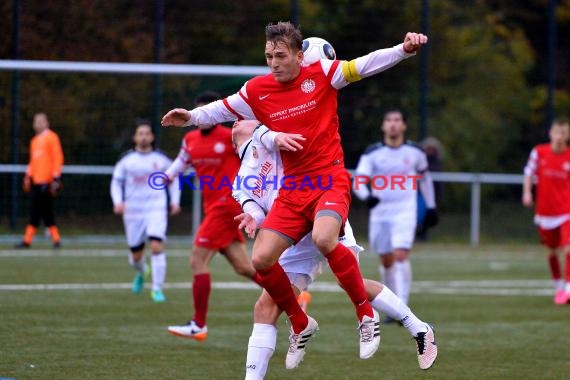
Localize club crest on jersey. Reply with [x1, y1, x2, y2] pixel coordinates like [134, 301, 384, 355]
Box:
[563, 161, 570, 171]
[301, 79, 316, 93]
[252, 146, 259, 159]
[213, 142, 226, 154]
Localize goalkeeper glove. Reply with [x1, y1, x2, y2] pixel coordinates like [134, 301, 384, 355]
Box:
[50, 177, 63, 197]
[424, 208, 439, 227]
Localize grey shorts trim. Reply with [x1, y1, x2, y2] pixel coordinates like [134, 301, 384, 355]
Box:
[315, 210, 342, 224]
[260, 227, 295, 245]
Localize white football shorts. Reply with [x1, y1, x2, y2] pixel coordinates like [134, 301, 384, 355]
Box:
[123, 211, 167, 249]
[281, 221, 364, 291]
[369, 215, 416, 255]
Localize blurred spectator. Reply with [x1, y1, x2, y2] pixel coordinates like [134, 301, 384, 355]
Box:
[416, 136, 444, 241]
[15, 113, 64, 248]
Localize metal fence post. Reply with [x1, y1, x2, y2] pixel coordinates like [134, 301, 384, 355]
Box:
[470, 180, 481, 246]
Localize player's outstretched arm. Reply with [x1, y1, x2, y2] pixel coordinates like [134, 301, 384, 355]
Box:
[161, 108, 190, 128]
[327, 32, 428, 89]
[402, 32, 429, 54]
[162, 89, 256, 129]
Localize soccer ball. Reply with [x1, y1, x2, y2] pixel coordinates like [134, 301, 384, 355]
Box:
[302, 37, 336, 66]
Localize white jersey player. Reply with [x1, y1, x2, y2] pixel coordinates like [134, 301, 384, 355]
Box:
[110, 121, 181, 302]
[231, 120, 437, 379]
[354, 109, 438, 309]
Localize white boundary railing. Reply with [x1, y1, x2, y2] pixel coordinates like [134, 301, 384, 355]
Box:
[0, 61, 525, 245]
[0, 60, 269, 76]
[0, 164, 523, 246]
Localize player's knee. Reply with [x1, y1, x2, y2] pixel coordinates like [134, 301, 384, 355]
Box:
[131, 251, 144, 262]
[252, 254, 272, 271]
[149, 240, 163, 254]
[251, 257, 266, 270]
[381, 254, 395, 268]
[190, 253, 207, 272]
[394, 249, 408, 261]
[312, 234, 336, 254]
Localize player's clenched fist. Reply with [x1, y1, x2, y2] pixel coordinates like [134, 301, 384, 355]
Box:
[161, 108, 191, 127]
[403, 32, 428, 53]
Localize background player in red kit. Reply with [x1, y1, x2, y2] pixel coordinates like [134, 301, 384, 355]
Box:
[162, 22, 427, 366]
[523, 118, 570, 305]
[166, 91, 255, 340]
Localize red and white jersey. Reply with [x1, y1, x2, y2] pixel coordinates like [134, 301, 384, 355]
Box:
[166, 125, 240, 210]
[186, 44, 415, 178]
[524, 143, 570, 228]
[232, 124, 361, 272]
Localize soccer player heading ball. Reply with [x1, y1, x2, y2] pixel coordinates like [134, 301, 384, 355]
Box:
[523, 118, 570, 305]
[162, 21, 427, 367]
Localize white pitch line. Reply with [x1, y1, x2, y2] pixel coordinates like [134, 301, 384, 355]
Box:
[0, 250, 190, 258]
[0, 281, 553, 297]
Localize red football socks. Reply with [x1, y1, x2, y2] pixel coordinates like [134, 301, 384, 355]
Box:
[326, 243, 374, 321]
[192, 273, 211, 328]
[256, 263, 308, 334]
[548, 254, 561, 280]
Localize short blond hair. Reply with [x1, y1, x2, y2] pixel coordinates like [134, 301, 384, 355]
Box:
[551, 117, 569, 129]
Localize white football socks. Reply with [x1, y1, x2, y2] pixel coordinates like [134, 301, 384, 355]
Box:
[398, 259, 412, 304]
[370, 286, 427, 337]
[128, 254, 146, 274]
[151, 252, 167, 291]
[245, 323, 277, 380]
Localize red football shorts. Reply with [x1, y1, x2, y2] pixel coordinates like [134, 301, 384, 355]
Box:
[194, 199, 245, 250]
[261, 170, 351, 243]
[538, 220, 570, 249]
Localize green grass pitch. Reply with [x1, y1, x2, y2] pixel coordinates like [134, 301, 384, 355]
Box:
[1, 242, 569, 379]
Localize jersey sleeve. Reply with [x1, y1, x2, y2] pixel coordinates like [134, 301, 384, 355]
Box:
[110, 158, 126, 206]
[419, 171, 436, 208]
[232, 170, 266, 226]
[166, 140, 191, 178]
[253, 124, 280, 152]
[186, 83, 256, 127]
[353, 153, 373, 200]
[162, 156, 181, 206]
[320, 44, 415, 90]
[25, 139, 33, 177]
[416, 150, 429, 173]
[50, 133, 64, 178]
[524, 148, 538, 177]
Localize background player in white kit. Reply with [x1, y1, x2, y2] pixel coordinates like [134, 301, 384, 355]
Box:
[354, 109, 438, 312]
[110, 121, 181, 302]
[232, 120, 437, 378]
